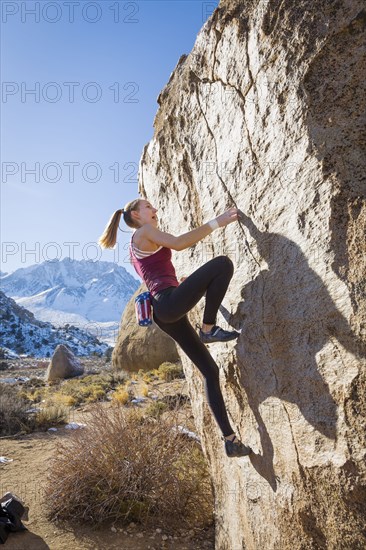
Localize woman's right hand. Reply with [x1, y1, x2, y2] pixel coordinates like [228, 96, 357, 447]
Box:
[215, 207, 240, 228]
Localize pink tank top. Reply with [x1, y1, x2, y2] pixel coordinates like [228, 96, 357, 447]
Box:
[129, 233, 179, 297]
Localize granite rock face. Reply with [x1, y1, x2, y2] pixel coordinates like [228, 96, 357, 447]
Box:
[138, 1, 365, 548]
[112, 284, 179, 373]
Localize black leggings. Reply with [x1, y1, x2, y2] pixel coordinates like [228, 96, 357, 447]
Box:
[151, 255, 235, 437]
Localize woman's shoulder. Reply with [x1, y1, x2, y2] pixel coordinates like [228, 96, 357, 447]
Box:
[132, 228, 162, 252]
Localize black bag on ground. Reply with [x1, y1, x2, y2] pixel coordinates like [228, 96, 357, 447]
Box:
[0, 493, 28, 544]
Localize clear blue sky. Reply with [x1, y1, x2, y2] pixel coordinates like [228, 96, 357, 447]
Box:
[1, 0, 219, 278]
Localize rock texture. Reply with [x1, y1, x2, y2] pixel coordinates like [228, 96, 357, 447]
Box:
[138, 1, 366, 548]
[45, 344, 84, 382]
[112, 284, 179, 373]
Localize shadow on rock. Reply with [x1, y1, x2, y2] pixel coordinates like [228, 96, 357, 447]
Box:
[220, 213, 365, 489]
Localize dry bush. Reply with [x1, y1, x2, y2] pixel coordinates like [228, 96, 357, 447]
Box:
[137, 368, 161, 384]
[0, 384, 36, 435]
[44, 402, 214, 532]
[17, 378, 47, 404]
[111, 385, 131, 404]
[51, 374, 114, 406]
[0, 384, 70, 435]
[34, 403, 69, 430]
[140, 383, 149, 397]
[51, 393, 78, 407]
[157, 361, 184, 382]
[103, 369, 129, 387]
[21, 387, 45, 403]
[160, 393, 190, 410]
[144, 400, 168, 418]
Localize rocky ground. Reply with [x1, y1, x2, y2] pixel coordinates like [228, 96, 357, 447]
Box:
[0, 357, 215, 549]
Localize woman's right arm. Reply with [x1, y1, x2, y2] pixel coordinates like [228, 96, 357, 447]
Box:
[141, 207, 239, 251]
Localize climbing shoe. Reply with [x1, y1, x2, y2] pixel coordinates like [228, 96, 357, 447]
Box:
[196, 324, 240, 344]
[223, 435, 252, 458]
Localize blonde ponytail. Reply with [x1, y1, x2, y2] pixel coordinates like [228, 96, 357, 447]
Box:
[98, 199, 141, 249]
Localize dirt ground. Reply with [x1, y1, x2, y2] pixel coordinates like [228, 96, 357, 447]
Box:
[0, 360, 215, 549]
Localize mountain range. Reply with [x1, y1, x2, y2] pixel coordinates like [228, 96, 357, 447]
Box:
[0, 257, 140, 355]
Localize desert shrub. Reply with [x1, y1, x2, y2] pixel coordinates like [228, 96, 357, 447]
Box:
[137, 369, 158, 384]
[78, 374, 111, 387]
[102, 370, 129, 387]
[0, 384, 37, 435]
[34, 403, 70, 430]
[52, 393, 78, 407]
[157, 362, 184, 382]
[44, 402, 213, 532]
[160, 393, 190, 410]
[45, 372, 131, 407]
[18, 385, 45, 404]
[0, 382, 72, 434]
[111, 384, 132, 405]
[53, 375, 112, 406]
[144, 400, 167, 418]
[140, 383, 149, 397]
[28, 377, 46, 386]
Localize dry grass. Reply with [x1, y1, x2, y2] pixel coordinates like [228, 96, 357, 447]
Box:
[111, 384, 133, 404]
[44, 371, 130, 407]
[137, 362, 184, 383]
[18, 387, 45, 403]
[0, 363, 187, 436]
[156, 361, 185, 382]
[0, 383, 72, 435]
[0, 384, 37, 435]
[144, 400, 168, 418]
[44, 402, 214, 532]
[34, 403, 69, 429]
[141, 383, 149, 397]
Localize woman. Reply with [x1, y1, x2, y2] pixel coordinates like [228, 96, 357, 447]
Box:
[98, 198, 252, 458]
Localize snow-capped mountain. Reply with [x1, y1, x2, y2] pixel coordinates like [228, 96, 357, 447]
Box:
[0, 258, 140, 345]
[0, 290, 111, 358]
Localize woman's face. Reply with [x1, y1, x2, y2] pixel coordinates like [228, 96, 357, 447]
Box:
[135, 201, 158, 227]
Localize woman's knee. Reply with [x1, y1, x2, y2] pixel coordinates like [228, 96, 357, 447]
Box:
[216, 255, 234, 275]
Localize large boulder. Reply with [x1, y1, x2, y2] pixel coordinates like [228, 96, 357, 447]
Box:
[45, 344, 84, 382]
[112, 284, 179, 372]
[137, 1, 366, 548]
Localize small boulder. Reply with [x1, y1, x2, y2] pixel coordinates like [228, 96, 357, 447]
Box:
[44, 344, 84, 382]
[112, 284, 180, 373]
